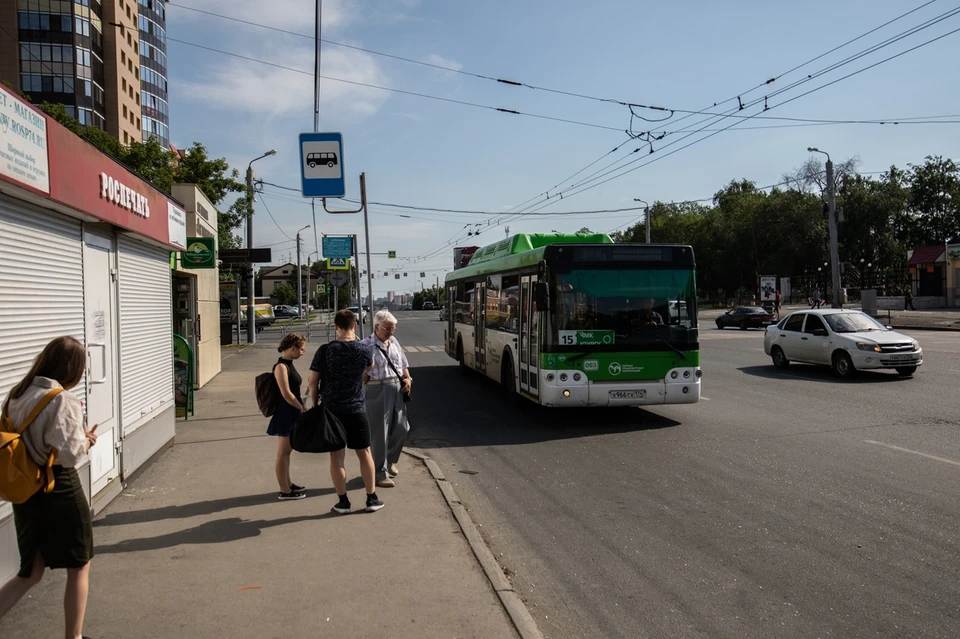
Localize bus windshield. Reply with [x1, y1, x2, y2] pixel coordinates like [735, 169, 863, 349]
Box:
[547, 267, 697, 350]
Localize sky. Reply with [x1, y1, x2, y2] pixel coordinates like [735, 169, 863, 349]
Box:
[166, 0, 960, 297]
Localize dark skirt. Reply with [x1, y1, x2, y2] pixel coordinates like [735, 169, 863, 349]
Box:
[267, 398, 301, 437]
[13, 466, 93, 578]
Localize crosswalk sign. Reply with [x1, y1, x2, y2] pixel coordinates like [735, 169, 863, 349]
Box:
[327, 257, 349, 270]
[387, 250, 397, 259]
[317, 284, 325, 294]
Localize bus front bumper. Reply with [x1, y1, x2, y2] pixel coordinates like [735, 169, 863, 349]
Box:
[538, 371, 701, 407]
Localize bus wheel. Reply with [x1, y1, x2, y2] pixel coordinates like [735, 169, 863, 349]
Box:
[502, 357, 516, 402]
[457, 340, 467, 376]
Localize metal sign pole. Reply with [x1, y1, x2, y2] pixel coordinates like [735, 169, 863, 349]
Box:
[235, 273, 241, 344]
[361, 173, 375, 335]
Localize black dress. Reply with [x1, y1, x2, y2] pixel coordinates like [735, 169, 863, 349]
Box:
[266, 358, 302, 437]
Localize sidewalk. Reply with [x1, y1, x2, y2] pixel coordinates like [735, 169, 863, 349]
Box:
[0, 343, 519, 639]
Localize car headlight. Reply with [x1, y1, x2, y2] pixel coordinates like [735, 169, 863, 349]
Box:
[856, 343, 881, 352]
[912, 340, 920, 351]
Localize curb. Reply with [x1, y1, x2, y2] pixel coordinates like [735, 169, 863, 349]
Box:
[403, 447, 545, 639]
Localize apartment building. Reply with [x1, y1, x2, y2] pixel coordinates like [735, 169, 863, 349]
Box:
[0, 0, 169, 148]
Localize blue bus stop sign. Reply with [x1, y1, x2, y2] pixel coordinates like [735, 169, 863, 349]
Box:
[322, 236, 353, 259]
[300, 132, 345, 198]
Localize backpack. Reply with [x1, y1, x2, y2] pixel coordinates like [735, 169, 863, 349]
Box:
[0, 388, 63, 505]
[255, 364, 282, 418]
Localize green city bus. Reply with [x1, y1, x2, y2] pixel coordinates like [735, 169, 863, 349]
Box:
[443, 233, 701, 407]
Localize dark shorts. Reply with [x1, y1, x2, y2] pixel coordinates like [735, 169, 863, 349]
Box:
[331, 411, 371, 450]
[13, 466, 93, 578]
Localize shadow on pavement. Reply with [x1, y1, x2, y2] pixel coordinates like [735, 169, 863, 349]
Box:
[408, 365, 682, 450]
[95, 513, 344, 554]
[738, 365, 910, 384]
[95, 478, 365, 527]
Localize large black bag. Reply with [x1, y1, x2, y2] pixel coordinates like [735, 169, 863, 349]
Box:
[254, 364, 281, 418]
[291, 405, 347, 453]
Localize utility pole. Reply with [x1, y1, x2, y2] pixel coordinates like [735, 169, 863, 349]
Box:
[633, 198, 650, 243]
[295, 225, 310, 319]
[361, 174, 374, 335]
[245, 150, 277, 343]
[808, 147, 842, 308]
[436, 275, 440, 306]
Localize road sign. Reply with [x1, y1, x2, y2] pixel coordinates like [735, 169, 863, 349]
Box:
[218, 248, 272, 264]
[327, 257, 349, 270]
[316, 284, 325, 294]
[322, 236, 353, 259]
[299, 132, 345, 198]
[328, 271, 349, 287]
[387, 250, 397, 259]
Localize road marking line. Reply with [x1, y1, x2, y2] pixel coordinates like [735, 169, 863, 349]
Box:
[864, 440, 960, 468]
[403, 346, 418, 353]
[700, 396, 711, 401]
[428, 345, 445, 352]
[416, 346, 432, 353]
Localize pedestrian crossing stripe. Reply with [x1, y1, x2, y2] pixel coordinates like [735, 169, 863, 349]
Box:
[402, 345, 445, 352]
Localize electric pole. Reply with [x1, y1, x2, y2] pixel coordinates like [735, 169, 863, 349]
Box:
[295, 225, 310, 319]
[808, 147, 842, 308]
[634, 198, 650, 243]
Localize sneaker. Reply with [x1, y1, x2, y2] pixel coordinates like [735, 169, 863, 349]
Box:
[388, 463, 399, 477]
[376, 477, 396, 488]
[278, 491, 306, 501]
[290, 483, 306, 494]
[331, 497, 351, 514]
[365, 495, 385, 512]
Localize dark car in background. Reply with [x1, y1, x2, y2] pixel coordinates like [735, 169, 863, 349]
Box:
[716, 306, 776, 330]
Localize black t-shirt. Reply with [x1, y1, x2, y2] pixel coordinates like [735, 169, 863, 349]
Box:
[275, 358, 302, 401]
[310, 340, 373, 414]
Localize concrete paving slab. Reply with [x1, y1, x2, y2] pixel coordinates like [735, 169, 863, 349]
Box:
[0, 343, 518, 639]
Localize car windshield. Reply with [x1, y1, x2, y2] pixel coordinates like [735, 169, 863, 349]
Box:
[547, 267, 697, 349]
[823, 312, 887, 333]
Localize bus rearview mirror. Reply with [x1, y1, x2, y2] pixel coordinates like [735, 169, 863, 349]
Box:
[534, 282, 549, 311]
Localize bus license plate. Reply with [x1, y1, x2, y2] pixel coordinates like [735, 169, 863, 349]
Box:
[610, 390, 645, 401]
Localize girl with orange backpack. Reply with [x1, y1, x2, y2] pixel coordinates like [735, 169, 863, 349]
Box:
[0, 336, 98, 639]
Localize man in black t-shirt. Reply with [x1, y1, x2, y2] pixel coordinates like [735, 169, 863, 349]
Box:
[307, 310, 383, 514]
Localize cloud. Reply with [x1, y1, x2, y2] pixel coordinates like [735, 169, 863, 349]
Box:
[172, 0, 355, 32]
[176, 43, 389, 118]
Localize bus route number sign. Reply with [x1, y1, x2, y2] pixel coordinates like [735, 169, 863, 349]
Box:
[559, 330, 614, 346]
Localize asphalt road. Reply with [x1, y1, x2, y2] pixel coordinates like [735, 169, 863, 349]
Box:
[390, 311, 960, 639]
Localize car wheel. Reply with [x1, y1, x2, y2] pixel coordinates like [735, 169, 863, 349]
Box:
[739, 320, 748, 330]
[896, 366, 918, 376]
[832, 351, 855, 378]
[771, 346, 789, 369]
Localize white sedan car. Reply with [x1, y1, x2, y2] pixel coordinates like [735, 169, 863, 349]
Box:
[763, 309, 922, 377]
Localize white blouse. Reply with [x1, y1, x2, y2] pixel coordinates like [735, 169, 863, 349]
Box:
[3, 377, 87, 468]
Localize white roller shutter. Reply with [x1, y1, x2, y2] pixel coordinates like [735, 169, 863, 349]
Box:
[0, 195, 84, 521]
[117, 235, 173, 435]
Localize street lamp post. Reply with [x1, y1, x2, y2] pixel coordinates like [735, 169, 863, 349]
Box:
[808, 147, 842, 308]
[633, 198, 650, 243]
[245, 149, 277, 342]
[295, 225, 311, 319]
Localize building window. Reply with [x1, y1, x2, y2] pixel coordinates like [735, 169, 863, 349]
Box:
[121, 50, 126, 64]
[124, 131, 129, 144]
[123, 104, 128, 118]
[122, 77, 127, 90]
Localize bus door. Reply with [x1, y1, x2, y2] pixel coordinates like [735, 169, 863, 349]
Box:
[446, 285, 456, 354]
[473, 282, 485, 371]
[519, 275, 540, 397]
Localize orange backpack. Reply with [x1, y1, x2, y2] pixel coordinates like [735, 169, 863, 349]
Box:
[0, 388, 62, 504]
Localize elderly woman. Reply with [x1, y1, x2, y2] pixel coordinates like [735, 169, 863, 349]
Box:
[361, 310, 412, 488]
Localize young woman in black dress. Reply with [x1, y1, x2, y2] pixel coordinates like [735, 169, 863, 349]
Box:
[268, 333, 307, 500]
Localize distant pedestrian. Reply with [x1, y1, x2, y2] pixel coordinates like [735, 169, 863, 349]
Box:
[362, 311, 412, 488]
[307, 310, 384, 514]
[268, 333, 307, 500]
[905, 287, 916, 311]
[812, 288, 822, 309]
[774, 289, 782, 317]
[0, 336, 99, 639]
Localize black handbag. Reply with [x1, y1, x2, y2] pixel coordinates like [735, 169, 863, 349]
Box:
[376, 345, 412, 403]
[290, 405, 346, 453]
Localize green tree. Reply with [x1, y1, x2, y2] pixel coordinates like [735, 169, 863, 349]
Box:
[413, 286, 445, 310]
[907, 155, 960, 244]
[272, 282, 297, 306]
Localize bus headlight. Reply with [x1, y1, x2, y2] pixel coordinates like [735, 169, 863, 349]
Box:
[671, 371, 678, 379]
[683, 370, 691, 379]
[562, 389, 571, 398]
[696, 369, 702, 378]
[546, 373, 555, 382]
[573, 373, 582, 381]
[560, 373, 568, 382]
